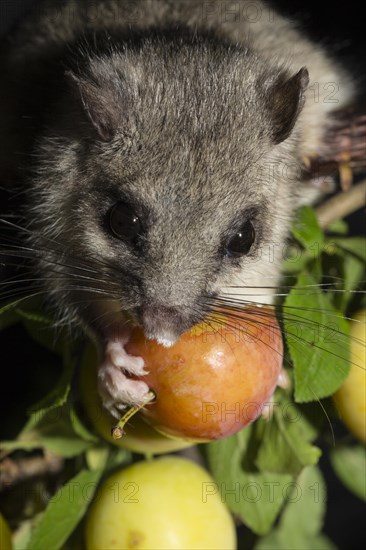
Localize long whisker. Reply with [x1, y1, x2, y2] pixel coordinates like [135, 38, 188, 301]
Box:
[0, 217, 126, 278]
[205, 299, 363, 370]
[212, 294, 364, 321]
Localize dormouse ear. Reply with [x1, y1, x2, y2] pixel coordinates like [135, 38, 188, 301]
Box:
[67, 68, 126, 141]
[267, 67, 309, 144]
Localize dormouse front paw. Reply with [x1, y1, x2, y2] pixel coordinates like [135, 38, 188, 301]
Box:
[97, 330, 150, 418]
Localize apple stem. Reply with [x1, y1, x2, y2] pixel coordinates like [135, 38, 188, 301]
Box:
[111, 390, 156, 440]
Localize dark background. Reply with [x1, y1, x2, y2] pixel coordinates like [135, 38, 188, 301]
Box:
[0, 1, 365, 549]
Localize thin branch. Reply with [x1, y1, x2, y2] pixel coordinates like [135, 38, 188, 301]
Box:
[315, 180, 366, 229]
[0, 452, 64, 491]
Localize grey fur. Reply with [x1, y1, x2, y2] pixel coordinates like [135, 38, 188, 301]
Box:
[0, 0, 355, 343]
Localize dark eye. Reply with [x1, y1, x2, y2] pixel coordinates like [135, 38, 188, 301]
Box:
[108, 202, 142, 243]
[226, 220, 255, 257]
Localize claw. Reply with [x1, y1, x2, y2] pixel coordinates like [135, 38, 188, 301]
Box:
[97, 329, 149, 417]
[107, 340, 146, 375]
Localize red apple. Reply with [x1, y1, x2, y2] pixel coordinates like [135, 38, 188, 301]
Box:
[125, 308, 283, 441]
[79, 344, 193, 454]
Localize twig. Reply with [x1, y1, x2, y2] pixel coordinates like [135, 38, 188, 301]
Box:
[315, 180, 366, 229]
[0, 452, 64, 491]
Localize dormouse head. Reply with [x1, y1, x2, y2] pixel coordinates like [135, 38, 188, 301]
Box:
[32, 31, 308, 344]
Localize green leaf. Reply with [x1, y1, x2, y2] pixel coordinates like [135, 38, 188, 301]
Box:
[330, 445, 366, 501]
[326, 219, 349, 235]
[0, 440, 46, 452]
[25, 344, 81, 430]
[281, 244, 309, 275]
[104, 447, 132, 472]
[26, 373, 71, 422]
[69, 406, 99, 444]
[3, 344, 96, 457]
[13, 517, 35, 550]
[255, 466, 329, 549]
[1, 404, 95, 457]
[33, 405, 96, 457]
[38, 436, 93, 458]
[0, 299, 21, 316]
[321, 238, 365, 311]
[206, 429, 292, 535]
[339, 253, 365, 311]
[256, 532, 336, 550]
[292, 206, 324, 254]
[3, 393, 97, 457]
[281, 466, 326, 535]
[306, 534, 337, 550]
[256, 397, 321, 475]
[332, 237, 366, 262]
[16, 307, 54, 326]
[0, 436, 92, 458]
[85, 446, 131, 473]
[0, 299, 22, 330]
[284, 272, 350, 403]
[0, 296, 53, 331]
[85, 446, 110, 471]
[21, 318, 66, 355]
[26, 469, 102, 550]
[15, 300, 67, 355]
[307, 256, 322, 284]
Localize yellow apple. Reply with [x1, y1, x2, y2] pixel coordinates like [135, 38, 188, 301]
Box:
[0, 514, 12, 550]
[85, 457, 236, 550]
[334, 309, 366, 443]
